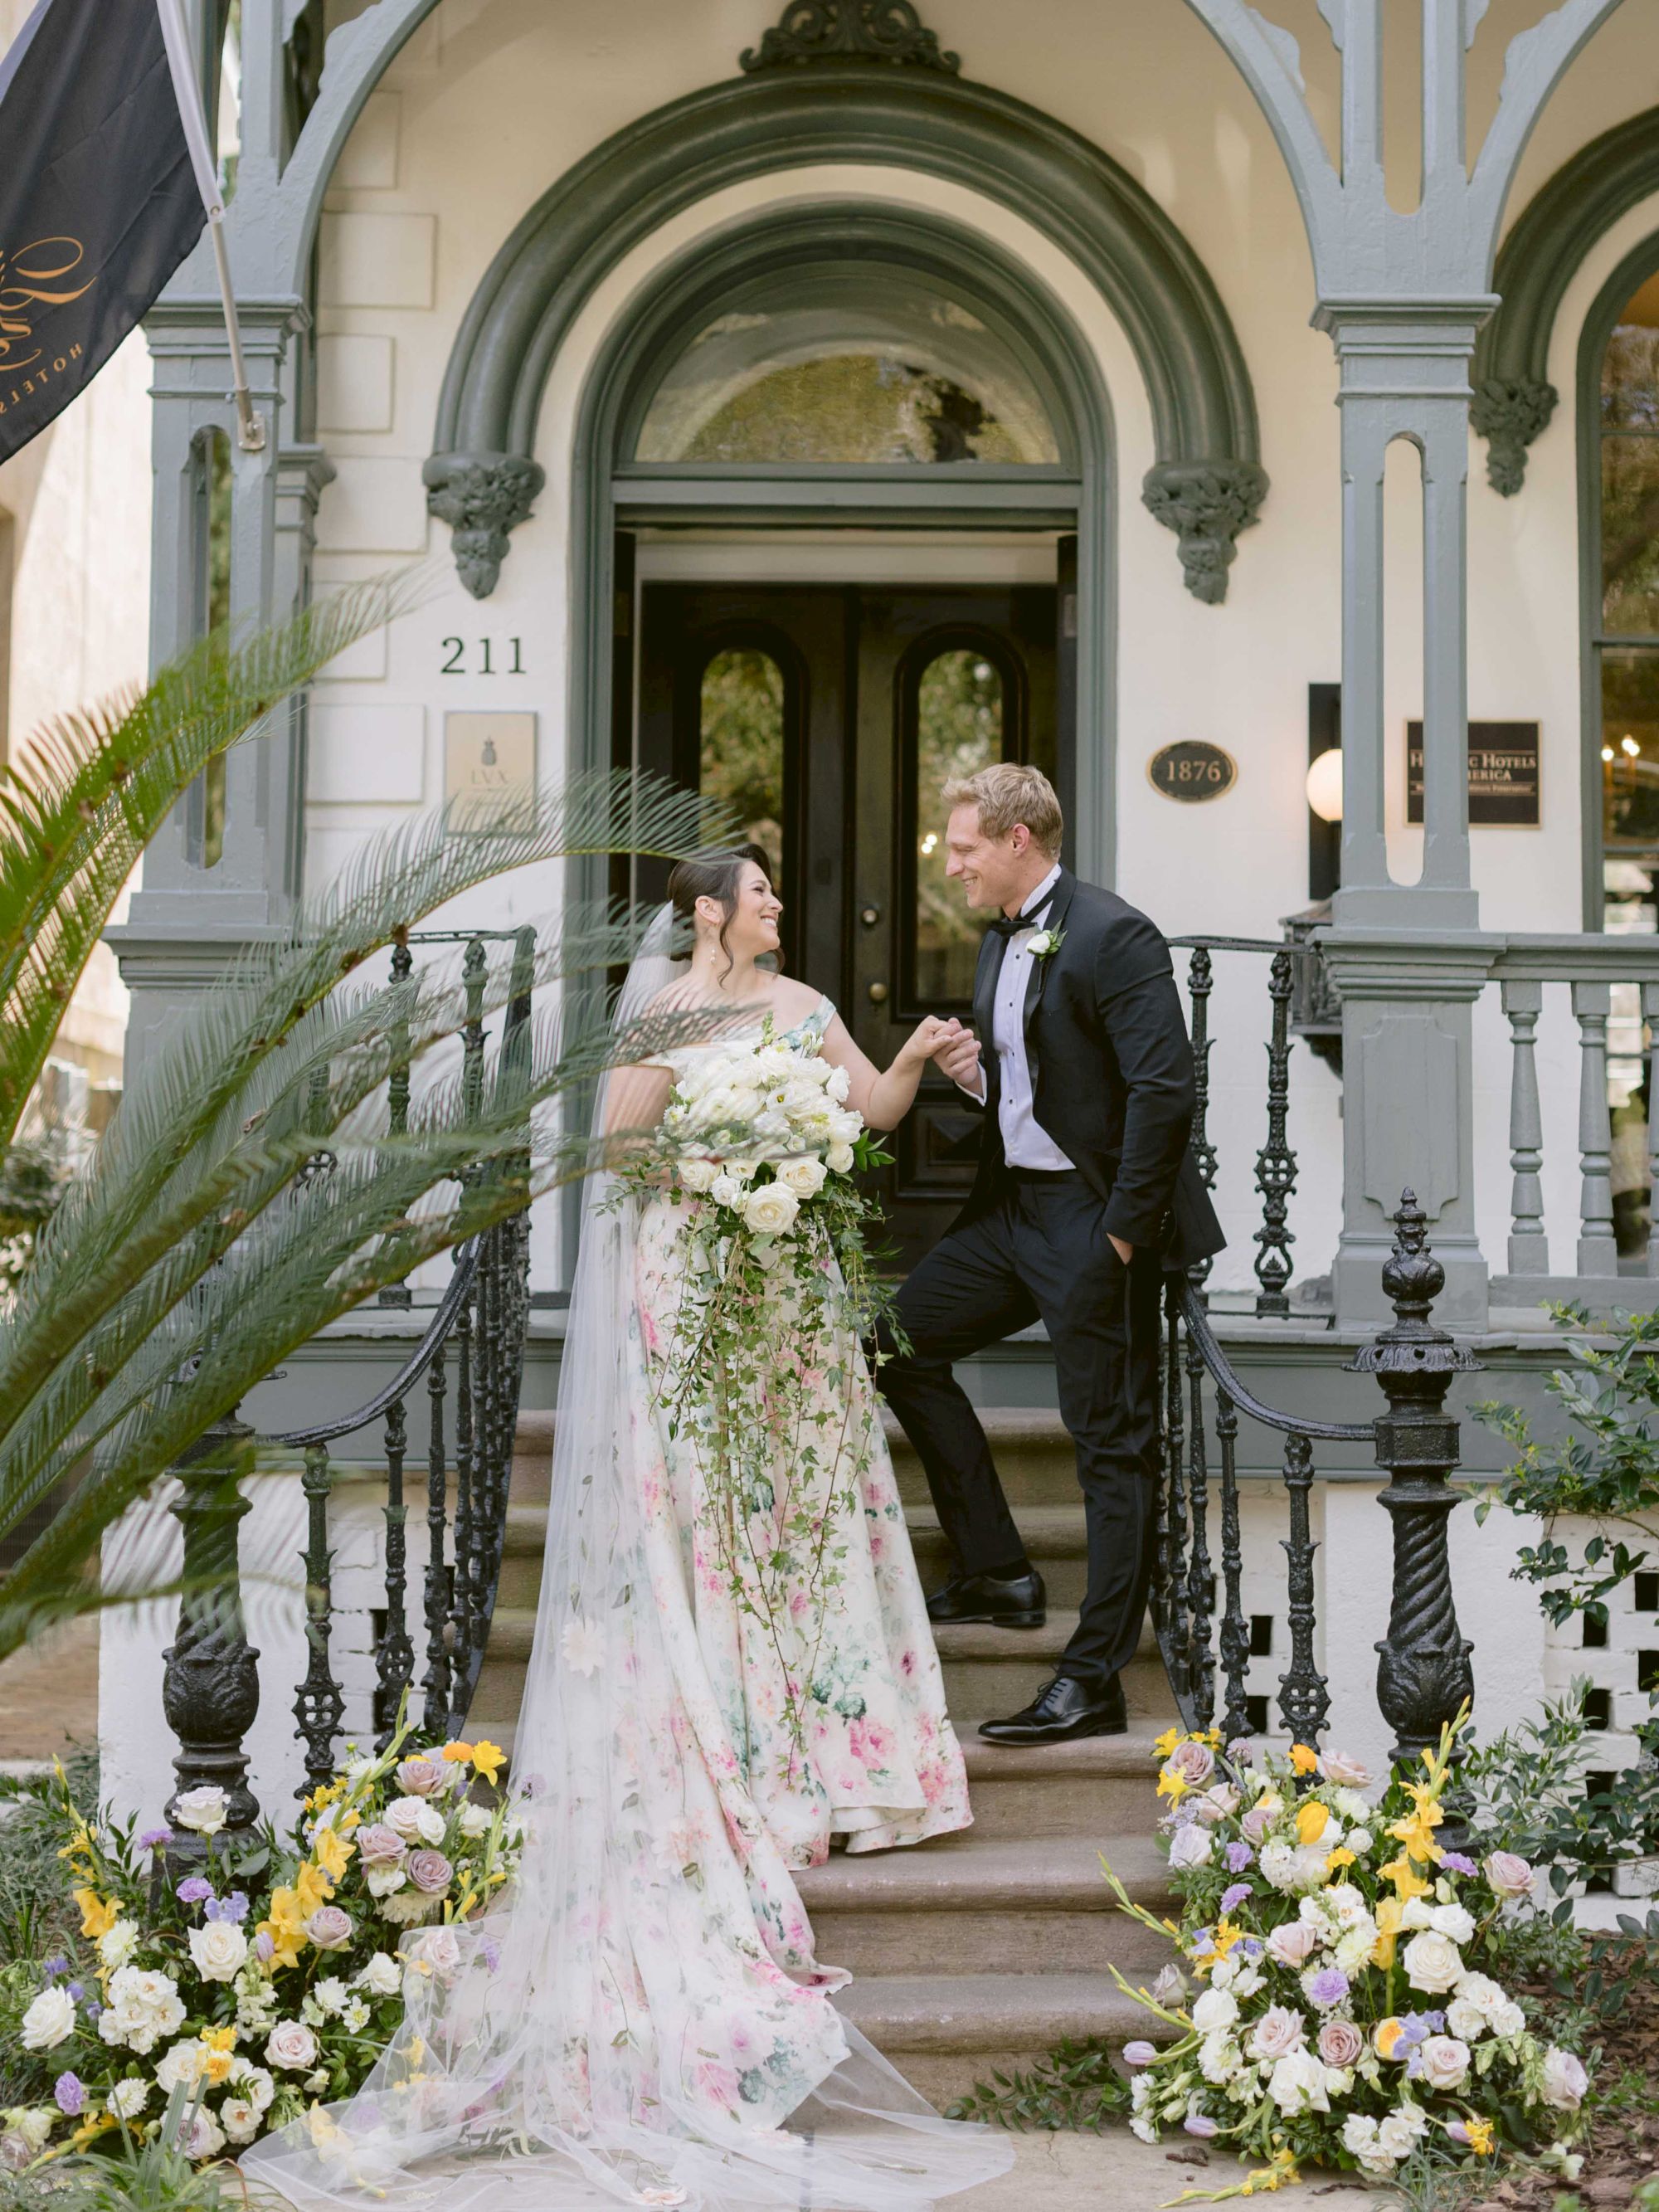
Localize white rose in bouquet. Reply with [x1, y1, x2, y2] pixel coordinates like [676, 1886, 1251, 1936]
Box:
[1376, 2106, 1429, 2161]
[676, 1157, 720, 1194]
[742, 1184, 800, 1235]
[355, 1952, 404, 1997]
[265, 2020, 319, 2072]
[1540, 2048, 1588, 2109]
[458, 1802, 494, 1839]
[1265, 1919, 1319, 1966]
[188, 1920, 250, 1982]
[826, 1141, 856, 1174]
[172, 1785, 229, 1836]
[1402, 1930, 1463, 1994]
[1190, 1988, 1238, 2034]
[708, 1174, 745, 1209]
[774, 1155, 827, 1199]
[1267, 2048, 1331, 2117]
[155, 2039, 208, 2093]
[1427, 1901, 1476, 1946]
[20, 1987, 75, 2049]
[825, 1063, 852, 1103]
[1247, 2005, 1306, 2062]
[221, 2098, 263, 2146]
[1167, 1824, 1213, 1871]
[1417, 2035, 1471, 2092]
[182, 2109, 226, 2161]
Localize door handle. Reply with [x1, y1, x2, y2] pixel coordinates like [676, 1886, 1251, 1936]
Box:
[867, 982, 889, 1005]
[860, 905, 881, 927]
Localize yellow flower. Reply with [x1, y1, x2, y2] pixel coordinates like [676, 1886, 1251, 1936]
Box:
[1295, 1800, 1330, 1845]
[311, 1825, 354, 1883]
[469, 1740, 505, 1786]
[198, 2025, 237, 2086]
[1462, 2117, 1495, 2156]
[57, 1827, 95, 1866]
[440, 1741, 474, 1766]
[73, 1888, 120, 1942]
[69, 2113, 116, 2151]
[1374, 2016, 1405, 2061]
[1379, 1854, 1432, 1903]
[294, 1859, 334, 1917]
[1209, 1917, 1244, 1961]
[1288, 1744, 1319, 1776]
[1153, 1727, 1181, 1759]
[307, 2107, 342, 2151]
[1156, 1768, 1190, 1805]
[1372, 1895, 1404, 1968]
[260, 1885, 310, 1971]
[1324, 1847, 1357, 1876]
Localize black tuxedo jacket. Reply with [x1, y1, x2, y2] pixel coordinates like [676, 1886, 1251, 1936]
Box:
[959, 869, 1225, 1270]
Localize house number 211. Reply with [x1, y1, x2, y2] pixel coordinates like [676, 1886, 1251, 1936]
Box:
[440, 637, 524, 675]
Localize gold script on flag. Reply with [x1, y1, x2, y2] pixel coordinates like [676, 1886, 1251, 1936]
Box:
[0, 236, 95, 374]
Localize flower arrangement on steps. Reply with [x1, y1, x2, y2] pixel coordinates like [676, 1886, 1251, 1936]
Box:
[1102, 1717, 1592, 2200]
[1, 1710, 523, 2167]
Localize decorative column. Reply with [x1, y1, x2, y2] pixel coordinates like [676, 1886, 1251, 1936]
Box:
[159, 1408, 260, 1869]
[1350, 1193, 1480, 1782]
[1185, 0, 1623, 1329]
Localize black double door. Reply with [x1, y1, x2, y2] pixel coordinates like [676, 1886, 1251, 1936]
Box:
[637, 574, 1066, 1269]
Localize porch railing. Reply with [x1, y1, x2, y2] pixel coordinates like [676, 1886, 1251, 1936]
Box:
[1152, 1192, 1480, 1763]
[158, 930, 536, 1844]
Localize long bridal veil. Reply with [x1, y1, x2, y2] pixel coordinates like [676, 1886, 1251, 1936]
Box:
[244, 909, 1013, 2212]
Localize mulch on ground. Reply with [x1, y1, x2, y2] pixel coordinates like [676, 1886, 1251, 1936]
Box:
[0, 1614, 98, 1763]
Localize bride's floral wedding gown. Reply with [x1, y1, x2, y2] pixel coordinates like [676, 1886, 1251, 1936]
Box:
[245, 993, 998, 2212]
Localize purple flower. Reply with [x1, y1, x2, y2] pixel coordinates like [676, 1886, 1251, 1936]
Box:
[1224, 1840, 1254, 1873]
[138, 1826, 172, 1850]
[1424, 2010, 1447, 2034]
[1123, 2041, 1159, 2068]
[176, 1875, 213, 1906]
[65, 1983, 84, 2003]
[1220, 1882, 1252, 1914]
[481, 1939, 501, 1976]
[1238, 1938, 1263, 1959]
[1184, 2114, 1219, 2139]
[407, 1849, 453, 1895]
[254, 1931, 275, 1963]
[1395, 2015, 1431, 2049]
[84, 2003, 100, 2024]
[41, 1956, 67, 1981]
[204, 1890, 249, 1924]
[53, 2074, 83, 2117]
[1438, 1851, 1477, 1878]
[1305, 1966, 1350, 2010]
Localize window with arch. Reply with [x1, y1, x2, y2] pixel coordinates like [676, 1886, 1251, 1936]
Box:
[698, 646, 786, 875]
[908, 645, 1014, 1005]
[633, 263, 1063, 469]
[1596, 266, 1659, 930]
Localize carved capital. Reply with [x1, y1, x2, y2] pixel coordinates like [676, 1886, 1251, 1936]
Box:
[1141, 460, 1268, 605]
[741, 0, 959, 72]
[1470, 378, 1557, 496]
[424, 452, 547, 600]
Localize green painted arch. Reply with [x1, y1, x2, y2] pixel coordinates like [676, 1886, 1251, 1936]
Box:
[422, 59, 1267, 602]
[1473, 104, 1659, 496]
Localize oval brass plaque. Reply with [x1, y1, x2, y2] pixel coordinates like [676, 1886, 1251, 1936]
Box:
[1147, 739, 1238, 803]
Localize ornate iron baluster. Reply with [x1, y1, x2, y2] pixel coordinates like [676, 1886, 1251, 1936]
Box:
[1350, 1192, 1479, 1790]
[294, 1443, 345, 1795]
[374, 1397, 415, 1747]
[422, 1333, 453, 1732]
[1501, 977, 1547, 1275]
[466, 1235, 499, 1680]
[1253, 948, 1297, 1316]
[1214, 1386, 1251, 1745]
[1160, 1286, 1190, 1705]
[1277, 1431, 1329, 1749]
[379, 938, 415, 1307]
[449, 1290, 477, 1697]
[1187, 947, 1218, 1294]
[160, 1411, 260, 1868]
[1183, 1325, 1214, 1726]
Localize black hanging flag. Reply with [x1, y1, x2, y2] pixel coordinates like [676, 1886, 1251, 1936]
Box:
[0, 0, 207, 466]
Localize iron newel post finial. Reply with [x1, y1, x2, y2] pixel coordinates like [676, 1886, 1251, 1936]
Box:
[1349, 1192, 1481, 1781]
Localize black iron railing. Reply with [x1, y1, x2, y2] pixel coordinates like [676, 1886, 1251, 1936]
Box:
[158, 929, 536, 1835]
[1152, 1193, 1480, 1766]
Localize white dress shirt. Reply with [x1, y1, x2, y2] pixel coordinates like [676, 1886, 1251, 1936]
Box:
[965, 863, 1075, 1172]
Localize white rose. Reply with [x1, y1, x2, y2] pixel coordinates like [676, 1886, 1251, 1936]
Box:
[1417, 2035, 1471, 2092]
[415, 1803, 446, 1845]
[1167, 1825, 1213, 1871]
[826, 1140, 855, 1174]
[172, 1786, 228, 1836]
[676, 1157, 719, 1194]
[1448, 1972, 1505, 2029]
[457, 1802, 492, 1839]
[825, 1065, 851, 1103]
[12, 2111, 55, 2154]
[98, 1919, 140, 1971]
[221, 2098, 262, 2146]
[1247, 2005, 1307, 2062]
[383, 1795, 434, 1844]
[155, 2039, 207, 2093]
[265, 2020, 319, 2072]
[365, 1863, 407, 1898]
[1402, 1931, 1464, 1995]
[1540, 2048, 1588, 2110]
[234, 2062, 275, 2113]
[1265, 1920, 1319, 1966]
[742, 1184, 800, 1235]
[1400, 1896, 1433, 1931]
[773, 1154, 827, 1199]
[107, 2079, 149, 2120]
[1190, 1988, 1238, 2036]
[182, 2109, 225, 2161]
[408, 1926, 462, 1977]
[708, 1173, 744, 1209]
[188, 1921, 249, 1983]
[1377, 2106, 1429, 2161]
[1428, 1902, 1476, 1946]
[1491, 2000, 1526, 2039]
[1267, 2048, 1331, 2116]
[20, 1987, 75, 2050]
[353, 1951, 402, 1999]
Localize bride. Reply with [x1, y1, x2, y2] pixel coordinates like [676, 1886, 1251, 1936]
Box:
[245, 850, 1014, 2212]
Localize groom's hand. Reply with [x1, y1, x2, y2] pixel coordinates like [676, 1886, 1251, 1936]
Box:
[936, 1023, 984, 1094]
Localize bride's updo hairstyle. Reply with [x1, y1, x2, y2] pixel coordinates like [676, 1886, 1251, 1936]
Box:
[666, 844, 775, 979]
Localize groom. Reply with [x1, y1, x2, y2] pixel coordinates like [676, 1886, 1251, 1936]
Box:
[876, 763, 1224, 1744]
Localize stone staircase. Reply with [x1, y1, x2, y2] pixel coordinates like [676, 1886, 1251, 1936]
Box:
[472, 1407, 1177, 2108]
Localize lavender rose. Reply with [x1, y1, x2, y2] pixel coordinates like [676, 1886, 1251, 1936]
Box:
[1484, 1850, 1535, 1901]
[1265, 1920, 1318, 1967]
[357, 1824, 407, 1866]
[1168, 1825, 1213, 1872]
[1239, 1804, 1273, 1845]
[1165, 1740, 1215, 1789]
[1246, 2005, 1307, 2062]
[1317, 2020, 1365, 2068]
[1316, 1751, 1371, 1787]
[396, 1757, 451, 1800]
[307, 1906, 353, 1951]
[406, 1849, 453, 1895]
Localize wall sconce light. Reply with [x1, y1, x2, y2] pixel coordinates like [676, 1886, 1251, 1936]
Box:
[1307, 683, 1340, 902]
[1306, 747, 1344, 822]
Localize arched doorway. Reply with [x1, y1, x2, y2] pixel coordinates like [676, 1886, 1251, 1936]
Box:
[579, 205, 1106, 1260]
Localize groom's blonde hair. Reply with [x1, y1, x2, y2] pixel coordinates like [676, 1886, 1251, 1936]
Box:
[941, 763, 1063, 858]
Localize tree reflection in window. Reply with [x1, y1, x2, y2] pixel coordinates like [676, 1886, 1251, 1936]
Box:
[700, 648, 785, 873]
[913, 650, 1005, 1005]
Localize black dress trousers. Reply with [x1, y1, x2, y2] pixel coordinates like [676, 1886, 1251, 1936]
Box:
[876, 1168, 1164, 1689]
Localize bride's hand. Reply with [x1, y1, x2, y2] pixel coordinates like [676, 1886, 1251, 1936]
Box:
[897, 1016, 964, 1070]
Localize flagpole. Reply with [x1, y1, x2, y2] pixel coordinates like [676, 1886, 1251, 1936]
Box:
[153, 0, 265, 453]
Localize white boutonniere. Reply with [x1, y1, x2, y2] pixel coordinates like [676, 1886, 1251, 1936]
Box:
[1027, 927, 1065, 961]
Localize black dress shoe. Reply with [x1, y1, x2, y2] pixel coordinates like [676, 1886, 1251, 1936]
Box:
[926, 1566, 1046, 1630]
[979, 1673, 1127, 1744]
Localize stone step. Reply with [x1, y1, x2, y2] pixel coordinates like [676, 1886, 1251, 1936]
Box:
[907, 1504, 1090, 1607]
[833, 1972, 1155, 2111]
[798, 1832, 1174, 1978]
[961, 1725, 1165, 1838]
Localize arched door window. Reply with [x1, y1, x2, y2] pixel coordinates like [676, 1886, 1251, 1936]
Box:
[1596, 268, 1659, 931]
[698, 646, 786, 872]
[907, 644, 1016, 1006]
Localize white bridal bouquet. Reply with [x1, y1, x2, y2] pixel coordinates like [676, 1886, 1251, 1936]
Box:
[1102, 1716, 1591, 2199]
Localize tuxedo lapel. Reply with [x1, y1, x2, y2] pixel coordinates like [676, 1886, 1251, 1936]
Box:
[973, 928, 1004, 1110]
[1021, 868, 1077, 1041]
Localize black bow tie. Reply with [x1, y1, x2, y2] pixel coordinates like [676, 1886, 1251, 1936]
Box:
[986, 900, 1053, 939]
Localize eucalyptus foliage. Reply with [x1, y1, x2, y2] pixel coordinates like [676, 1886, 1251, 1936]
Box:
[0, 586, 730, 1658]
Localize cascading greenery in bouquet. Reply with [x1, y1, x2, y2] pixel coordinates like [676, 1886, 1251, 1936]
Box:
[1102, 1717, 1592, 2198]
[0, 1713, 523, 2170]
